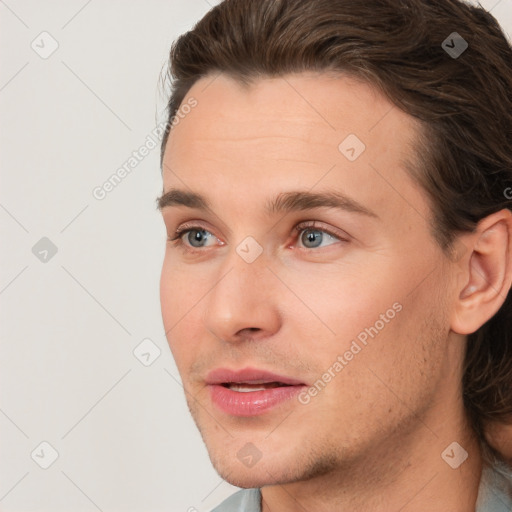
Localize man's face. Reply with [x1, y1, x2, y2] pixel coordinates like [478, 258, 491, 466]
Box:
[159, 73, 460, 488]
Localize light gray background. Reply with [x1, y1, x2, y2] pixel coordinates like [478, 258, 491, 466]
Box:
[0, 1, 511, 511]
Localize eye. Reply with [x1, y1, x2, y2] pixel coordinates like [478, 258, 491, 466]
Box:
[168, 220, 347, 253]
[294, 221, 346, 250]
[168, 225, 217, 249]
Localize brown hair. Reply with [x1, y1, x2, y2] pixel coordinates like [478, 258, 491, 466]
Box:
[159, 0, 512, 465]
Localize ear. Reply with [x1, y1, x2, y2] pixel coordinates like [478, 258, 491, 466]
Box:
[451, 209, 512, 335]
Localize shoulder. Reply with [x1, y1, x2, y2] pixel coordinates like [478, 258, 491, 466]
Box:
[476, 460, 512, 512]
[210, 489, 261, 512]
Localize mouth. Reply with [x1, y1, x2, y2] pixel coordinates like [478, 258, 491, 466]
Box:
[205, 367, 307, 417]
[221, 382, 292, 392]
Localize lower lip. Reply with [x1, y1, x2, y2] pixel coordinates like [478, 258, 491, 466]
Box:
[208, 384, 306, 417]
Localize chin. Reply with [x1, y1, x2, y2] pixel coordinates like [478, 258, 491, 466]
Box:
[216, 469, 272, 489]
[210, 457, 288, 488]
[207, 445, 314, 487]
[191, 414, 292, 484]
[208, 435, 350, 491]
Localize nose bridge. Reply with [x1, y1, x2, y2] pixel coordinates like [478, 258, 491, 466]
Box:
[203, 240, 280, 341]
[219, 233, 271, 294]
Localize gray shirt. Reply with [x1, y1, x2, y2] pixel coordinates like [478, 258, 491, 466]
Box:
[211, 462, 512, 512]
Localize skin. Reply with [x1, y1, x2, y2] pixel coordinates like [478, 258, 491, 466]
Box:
[485, 422, 512, 465]
[159, 72, 512, 511]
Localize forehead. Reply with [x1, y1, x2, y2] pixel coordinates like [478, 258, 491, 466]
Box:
[162, 72, 430, 225]
[165, 72, 421, 170]
[168, 71, 419, 149]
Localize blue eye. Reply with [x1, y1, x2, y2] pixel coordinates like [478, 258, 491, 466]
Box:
[169, 227, 216, 249]
[184, 229, 214, 248]
[168, 221, 346, 253]
[297, 226, 340, 249]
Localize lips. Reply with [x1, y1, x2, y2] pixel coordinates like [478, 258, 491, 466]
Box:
[205, 367, 307, 417]
[206, 367, 306, 386]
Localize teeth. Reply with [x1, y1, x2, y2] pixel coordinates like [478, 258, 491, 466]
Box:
[227, 383, 282, 392]
[229, 385, 267, 392]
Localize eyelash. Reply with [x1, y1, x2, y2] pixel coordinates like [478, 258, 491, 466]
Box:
[167, 221, 347, 253]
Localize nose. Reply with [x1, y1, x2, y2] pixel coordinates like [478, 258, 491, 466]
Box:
[203, 247, 282, 344]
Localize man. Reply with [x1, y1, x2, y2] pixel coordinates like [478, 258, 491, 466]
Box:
[156, 0, 512, 510]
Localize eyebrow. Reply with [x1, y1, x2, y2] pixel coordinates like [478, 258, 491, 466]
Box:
[157, 188, 378, 219]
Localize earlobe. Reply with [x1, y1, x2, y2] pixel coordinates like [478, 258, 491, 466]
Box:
[451, 209, 512, 335]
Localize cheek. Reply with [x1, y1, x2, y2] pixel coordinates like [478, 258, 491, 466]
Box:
[294, 256, 449, 390]
[160, 260, 179, 330]
[290, 261, 400, 343]
[159, 258, 206, 360]
[354, 276, 448, 399]
[305, 283, 449, 446]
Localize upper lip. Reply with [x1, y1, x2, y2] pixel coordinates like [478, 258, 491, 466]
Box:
[205, 367, 306, 386]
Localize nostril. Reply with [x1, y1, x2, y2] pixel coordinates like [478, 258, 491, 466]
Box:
[235, 327, 262, 342]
